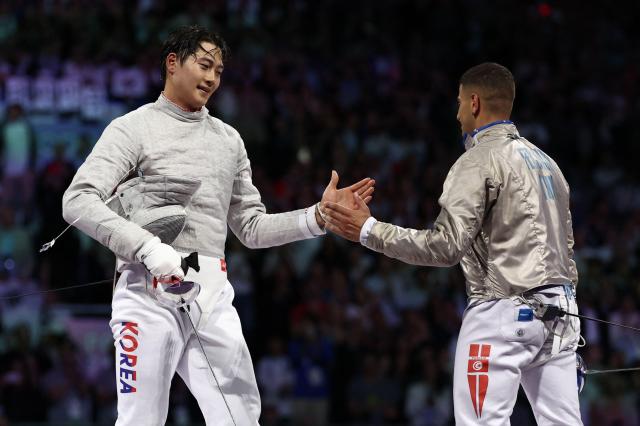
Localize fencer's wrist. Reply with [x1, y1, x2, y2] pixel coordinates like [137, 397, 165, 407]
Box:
[315, 202, 328, 227]
[299, 204, 326, 237]
[359, 216, 378, 246]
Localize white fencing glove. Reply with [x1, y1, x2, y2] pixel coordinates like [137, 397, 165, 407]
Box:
[136, 236, 185, 282]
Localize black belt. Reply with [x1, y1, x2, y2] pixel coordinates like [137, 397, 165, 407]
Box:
[522, 284, 569, 296]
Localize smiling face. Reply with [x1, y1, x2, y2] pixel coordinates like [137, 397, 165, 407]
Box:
[164, 41, 224, 111]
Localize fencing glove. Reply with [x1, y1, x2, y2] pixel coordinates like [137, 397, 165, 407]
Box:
[136, 236, 184, 282]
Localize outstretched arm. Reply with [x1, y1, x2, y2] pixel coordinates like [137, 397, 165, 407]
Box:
[227, 134, 375, 247]
[324, 155, 497, 267]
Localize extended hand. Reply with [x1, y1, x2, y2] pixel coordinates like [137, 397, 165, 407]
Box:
[321, 170, 374, 209]
[316, 170, 374, 228]
[323, 194, 371, 242]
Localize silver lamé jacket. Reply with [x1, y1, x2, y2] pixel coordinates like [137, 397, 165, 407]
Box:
[364, 122, 578, 303]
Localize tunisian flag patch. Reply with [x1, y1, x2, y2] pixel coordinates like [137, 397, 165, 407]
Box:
[467, 343, 491, 418]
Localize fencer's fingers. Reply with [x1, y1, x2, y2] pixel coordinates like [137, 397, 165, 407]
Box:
[325, 220, 345, 237]
[326, 220, 357, 242]
[355, 183, 374, 199]
[325, 207, 356, 226]
[350, 190, 373, 208]
[352, 193, 371, 212]
[324, 206, 352, 224]
[357, 177, 375, 191]
[358, 186, 375, 198]
[329, 170, 339, 189]
[354, 193, 368, 209]
[324, 201, 354, 215]
[326, 212, 361, 242]
[348, 177, 372, 192]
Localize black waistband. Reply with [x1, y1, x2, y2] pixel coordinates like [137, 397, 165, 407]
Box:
[522, 284, 569, 296]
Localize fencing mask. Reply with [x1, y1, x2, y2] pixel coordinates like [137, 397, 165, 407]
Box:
[107, 174, 202, 308]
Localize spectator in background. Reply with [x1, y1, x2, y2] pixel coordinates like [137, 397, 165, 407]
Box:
[404, 351, 452, 426]
[0, 205, 34, 282]
[257, 337, 295, 423]
[41, 335, 92, 423]
[0, 325, 47, 423]
[289, 318, 332, 426]
[347, 354, 402, 424]
[35, 142, 81, 300]
[0, 104, 36, 209]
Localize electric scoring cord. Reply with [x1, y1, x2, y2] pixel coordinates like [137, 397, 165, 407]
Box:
[182, 301, 238, 426]
[0, 278, 113, 300]
[563, 311, 640, 333]
[586, 367, 640, 375]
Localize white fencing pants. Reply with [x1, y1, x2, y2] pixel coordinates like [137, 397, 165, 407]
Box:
[110, 256, 260, 426]
[453, 285, 583, 425]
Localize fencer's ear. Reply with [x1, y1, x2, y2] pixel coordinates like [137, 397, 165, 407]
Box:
[471, 93, 481, 117]
[166, 53, 178, 76]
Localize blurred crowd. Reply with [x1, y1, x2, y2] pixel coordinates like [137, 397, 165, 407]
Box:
[1, 0, 640, 425]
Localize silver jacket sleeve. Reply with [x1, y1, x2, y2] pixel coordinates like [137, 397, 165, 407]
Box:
[364, 154, 496, 267]
[363, 123, 577, 300]
[62, 117, 155, 262]
[226, 139, 323, 249]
